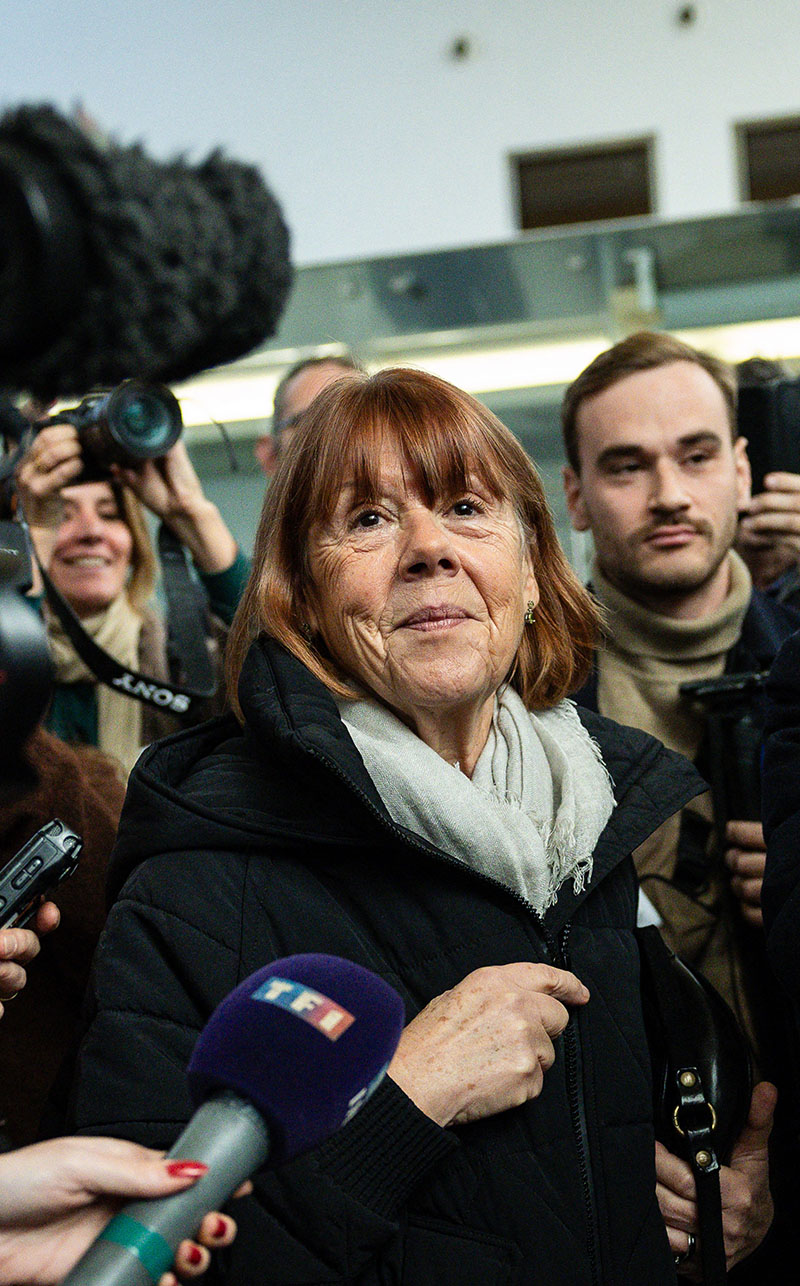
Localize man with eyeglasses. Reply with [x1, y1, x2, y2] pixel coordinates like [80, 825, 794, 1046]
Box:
[254, 353, 359, 476]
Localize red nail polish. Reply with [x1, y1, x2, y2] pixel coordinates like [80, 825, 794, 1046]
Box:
[186, 1245, 203, 1266]
[166, 1160, 209, 1178]
[213, 1216, 228, 1239]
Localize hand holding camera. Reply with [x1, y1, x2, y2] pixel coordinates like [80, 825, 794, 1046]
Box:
[737, 471, 800, 589]
[113, 441, 238, 577]
[14, 421, 82, 528]
[16, 415, 238, 583]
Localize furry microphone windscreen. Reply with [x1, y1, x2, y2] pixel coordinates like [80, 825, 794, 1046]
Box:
[0, 104, 293, 399]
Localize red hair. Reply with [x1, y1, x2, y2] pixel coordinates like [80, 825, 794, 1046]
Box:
[228, 367, 599, 714]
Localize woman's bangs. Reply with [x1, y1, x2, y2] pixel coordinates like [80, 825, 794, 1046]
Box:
[307, 396, 509, 519]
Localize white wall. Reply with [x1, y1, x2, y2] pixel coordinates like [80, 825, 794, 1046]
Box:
[3, 0, 800, 265]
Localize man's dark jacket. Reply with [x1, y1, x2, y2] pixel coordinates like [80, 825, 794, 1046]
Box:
[68, 638, 703, 1286]
[762, 628, 800, 999]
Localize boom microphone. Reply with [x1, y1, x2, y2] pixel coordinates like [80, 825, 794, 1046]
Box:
[0, 104, 293, 399]
[62, 954, 405, 1286]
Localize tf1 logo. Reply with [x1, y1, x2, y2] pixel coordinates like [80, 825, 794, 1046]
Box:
[252, 976, 355, 1041]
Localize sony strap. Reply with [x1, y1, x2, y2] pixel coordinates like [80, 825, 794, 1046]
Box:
[32, 521, 217, 717]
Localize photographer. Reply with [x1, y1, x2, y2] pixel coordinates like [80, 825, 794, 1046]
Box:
[15, 420, 249, 778]
[0, 423, 248, 1143]
[560, 331, 800, 1279]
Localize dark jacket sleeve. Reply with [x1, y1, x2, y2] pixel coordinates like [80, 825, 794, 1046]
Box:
[762, 629, 800, 998]
[67, 850, 456, 1284]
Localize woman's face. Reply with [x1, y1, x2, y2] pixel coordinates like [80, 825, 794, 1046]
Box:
[49, 481, 133, 618]
[306, 445, 538, 737]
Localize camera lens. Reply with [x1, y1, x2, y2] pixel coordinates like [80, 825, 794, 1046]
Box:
[102, 380, 182, 463]
[112, 387, 178, 454]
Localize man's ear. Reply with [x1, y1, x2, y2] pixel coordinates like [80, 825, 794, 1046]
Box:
[254, 435, 279, 478]
[562, 464, 591, 532]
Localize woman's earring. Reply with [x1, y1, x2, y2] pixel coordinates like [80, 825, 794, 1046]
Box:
[300, 622, 313, 642]
[524, 601, 536, 626]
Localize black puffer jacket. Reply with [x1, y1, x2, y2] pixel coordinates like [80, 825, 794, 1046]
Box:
[69, 638, 703, 1286]
[763, 628, 800, 999]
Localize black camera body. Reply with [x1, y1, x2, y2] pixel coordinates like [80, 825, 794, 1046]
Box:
[0, 819, 82, 929]
[50, 379, 183, 472]
[679, 671, 767, 845]
[0, 520, 53, 783]
[737, 377, 800, 495]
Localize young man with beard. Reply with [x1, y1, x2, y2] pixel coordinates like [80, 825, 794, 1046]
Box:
[561, 330, 800, 1280]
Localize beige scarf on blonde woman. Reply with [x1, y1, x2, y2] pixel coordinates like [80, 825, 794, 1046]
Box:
[46, 594, 144, 778]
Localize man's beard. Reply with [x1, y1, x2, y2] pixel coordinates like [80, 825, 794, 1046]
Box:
[603, 514, 736, 603]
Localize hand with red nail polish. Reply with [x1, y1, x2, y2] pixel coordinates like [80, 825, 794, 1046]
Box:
[0, 1136, 242, 1284]
[165, 1160, 209, 1179]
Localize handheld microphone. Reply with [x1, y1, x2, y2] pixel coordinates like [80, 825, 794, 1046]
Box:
[62, 954, 405, 1286]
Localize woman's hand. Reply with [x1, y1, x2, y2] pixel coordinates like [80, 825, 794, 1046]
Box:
[15, 425, 84, 529]
[115, 442, 237, 574]
[655, 1080, 776, 1277]
[0, 902, 60, 1018]
[14, 424, 84, 573]
[0, 1136, 246, 1285]
[388, 962, 590, 1127]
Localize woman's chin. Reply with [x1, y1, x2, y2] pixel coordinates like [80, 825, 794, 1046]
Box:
[49, 570, 123, 619]
[66, 590, 120, 619]
[387, 669, 498, 727]
[383, 642, 508, 717]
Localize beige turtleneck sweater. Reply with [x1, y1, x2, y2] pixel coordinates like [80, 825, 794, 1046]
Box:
[592, 551, 761, 1062]
[594, 551, 751, 756]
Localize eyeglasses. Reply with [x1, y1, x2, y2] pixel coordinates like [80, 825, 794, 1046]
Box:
[273, 410, 306, 434]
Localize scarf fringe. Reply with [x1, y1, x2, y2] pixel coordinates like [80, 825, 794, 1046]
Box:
[338, 689, 616, 915]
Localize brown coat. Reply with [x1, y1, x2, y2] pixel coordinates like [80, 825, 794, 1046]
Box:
[0, 729, 125, 1146]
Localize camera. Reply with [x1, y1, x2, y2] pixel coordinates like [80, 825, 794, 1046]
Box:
[0, 819, 82, 929]
[736, 375, 800, 495]
[0, 520, 53, 785]
[0, 101, 293, 762]
[46, 379, 183, 472]
[679, 671, 767, 844]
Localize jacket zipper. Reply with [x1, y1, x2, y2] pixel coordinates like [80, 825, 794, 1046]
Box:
[556, 922, 602, 1286]
[305, 744, 604, 1284]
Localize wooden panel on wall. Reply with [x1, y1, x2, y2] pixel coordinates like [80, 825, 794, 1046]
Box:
[512, 137, 654, 231]
[738, 116, 800, 202]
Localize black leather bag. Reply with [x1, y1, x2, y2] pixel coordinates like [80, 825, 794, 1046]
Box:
[637, 925, 753, 1283]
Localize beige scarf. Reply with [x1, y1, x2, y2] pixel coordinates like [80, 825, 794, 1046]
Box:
[46, 594, 144, 779]
[337, 686, 615, 915]
[593, 552, 752, 760]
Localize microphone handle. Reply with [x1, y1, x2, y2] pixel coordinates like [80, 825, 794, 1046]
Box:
[61, 1092, 270, 1286]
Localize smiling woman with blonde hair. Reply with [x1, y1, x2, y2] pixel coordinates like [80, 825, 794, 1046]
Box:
[67, 368, 774, 1284]
[15, 425, 245, 778]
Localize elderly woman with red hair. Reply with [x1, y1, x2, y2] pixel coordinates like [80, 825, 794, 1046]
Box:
[69, 369, 771, 1284]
